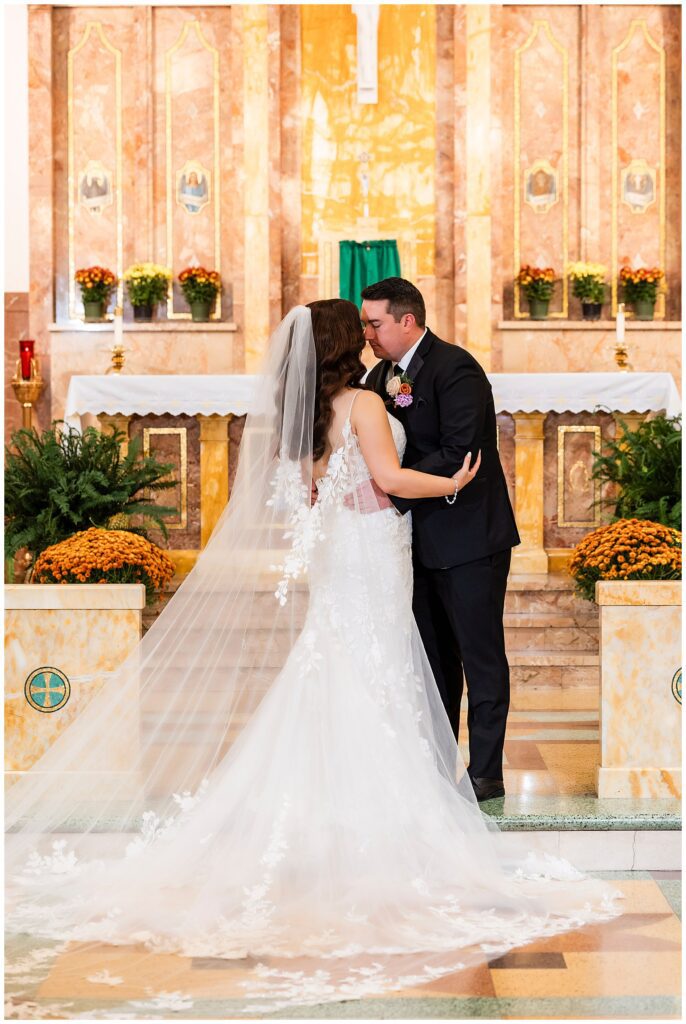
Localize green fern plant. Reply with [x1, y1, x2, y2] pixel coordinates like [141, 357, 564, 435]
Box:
[5, 422, 178, 564]
[591, 414, 681, 529]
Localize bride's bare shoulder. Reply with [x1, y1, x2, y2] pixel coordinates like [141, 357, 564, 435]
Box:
[353, 389, 385, 411]
[351, 390, 390, 431]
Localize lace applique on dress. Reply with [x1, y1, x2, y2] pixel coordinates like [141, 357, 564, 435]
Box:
[271, 410, 402, 606]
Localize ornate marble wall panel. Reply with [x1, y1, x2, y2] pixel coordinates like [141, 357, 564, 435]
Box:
[433, 5, 455, 343]
[129, 413, 201, 550]
[28, 5, 55, 429]
[279, 6, 302, 317]
[595, 8, 672, 319]
[543, 411, 616, 550]
[52, 7, 139, 323]
[241, 3, 271, 370]
[300, 4, 436, 289]
[152, 7, 234, 321]
[505, 9, 579, 319]
[487, 3, 506, 367]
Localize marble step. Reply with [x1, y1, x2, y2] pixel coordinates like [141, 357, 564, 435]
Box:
[143, 609, 598, 645]
[509, 650, 600, 689]
[504, 588, 594, 615]
[480, 795, 681, 869]
[504, 618, 598, 652]
[39, 800, 681, 870]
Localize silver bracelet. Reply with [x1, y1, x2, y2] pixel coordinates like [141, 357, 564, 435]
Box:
[445, 479, 459, 505]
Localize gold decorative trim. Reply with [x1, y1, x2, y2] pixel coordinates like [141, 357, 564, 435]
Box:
[514, 20, 569, 318]
[611, 20, 666, 318]
[68, 22, 123, 320]
[142, 427, 188, 530]
[165, 20, 221, 319]
[557, 425, 601, 529]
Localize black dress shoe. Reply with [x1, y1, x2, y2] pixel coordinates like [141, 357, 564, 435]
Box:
[469, 776, 505, 802]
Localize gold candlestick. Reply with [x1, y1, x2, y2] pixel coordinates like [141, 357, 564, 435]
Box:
[614, 302, 630, 371]
[11, 357, 44, 429]
[106, 344, 128, 374]
[613, 343, 629, 371]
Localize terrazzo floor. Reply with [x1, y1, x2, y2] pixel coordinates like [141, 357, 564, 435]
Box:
[6, 690, 682, 1020]
[5, 871, 681, 1020]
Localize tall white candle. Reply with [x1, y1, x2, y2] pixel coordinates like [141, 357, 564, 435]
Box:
[114, 307, 123, 348]
[616, 302, 625, 344]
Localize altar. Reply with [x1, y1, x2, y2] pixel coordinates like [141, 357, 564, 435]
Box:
[64, 371, 681, 575]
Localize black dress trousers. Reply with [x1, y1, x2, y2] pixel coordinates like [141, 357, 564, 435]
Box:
[412, 548, 511, 781]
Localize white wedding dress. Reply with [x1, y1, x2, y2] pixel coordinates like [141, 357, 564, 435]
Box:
[6, 392, 622, 1016]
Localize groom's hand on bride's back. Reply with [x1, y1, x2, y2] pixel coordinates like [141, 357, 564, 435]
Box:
[453, 450, 481, 492]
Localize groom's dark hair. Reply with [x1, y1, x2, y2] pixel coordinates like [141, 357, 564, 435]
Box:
[361, 277, 426, 327]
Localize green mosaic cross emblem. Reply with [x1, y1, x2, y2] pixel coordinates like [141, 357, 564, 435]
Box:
[24, 667, 71, 713]
[672, 668, 682, 706]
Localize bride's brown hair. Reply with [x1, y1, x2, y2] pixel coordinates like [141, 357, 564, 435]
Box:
[307, 299, 366, 462]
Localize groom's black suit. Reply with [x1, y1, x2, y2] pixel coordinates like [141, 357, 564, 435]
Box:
[366, 329, 520, 780]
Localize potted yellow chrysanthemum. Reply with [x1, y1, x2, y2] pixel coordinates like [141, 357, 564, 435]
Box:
[123, 263, 172, 321]
[567, 262, 607, 320]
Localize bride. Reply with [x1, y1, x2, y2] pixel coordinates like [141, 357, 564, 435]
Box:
[5, 301, 621, 1016]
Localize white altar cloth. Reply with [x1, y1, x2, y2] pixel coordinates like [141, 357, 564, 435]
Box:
[64, 372, 681, 431]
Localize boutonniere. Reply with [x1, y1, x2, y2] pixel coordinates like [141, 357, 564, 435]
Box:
[385, 371, 414, 409]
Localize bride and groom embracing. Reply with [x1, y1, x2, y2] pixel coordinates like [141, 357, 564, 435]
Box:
[360, 276, 520, 802]
[5, 278, 621, 1012]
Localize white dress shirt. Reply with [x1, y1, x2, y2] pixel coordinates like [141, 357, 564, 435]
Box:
[393, 328, 427, 375]
[361, 328, 427, 385]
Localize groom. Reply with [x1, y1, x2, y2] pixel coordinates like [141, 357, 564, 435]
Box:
[362, 278, 520, 802]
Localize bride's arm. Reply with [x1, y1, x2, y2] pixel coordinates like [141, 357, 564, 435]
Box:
[352, 391, 480, 499]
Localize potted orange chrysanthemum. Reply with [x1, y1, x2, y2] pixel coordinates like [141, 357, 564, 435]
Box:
[619, 265, 665, 320]
[33, 527, 175, 604]
[515, 264, 556, 319]
[569, 518, 681, 603]
[178, 266, 221, 322]
[75, 265, 117, 322]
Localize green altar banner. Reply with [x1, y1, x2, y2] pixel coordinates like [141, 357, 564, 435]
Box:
[339, 239, 401, 307]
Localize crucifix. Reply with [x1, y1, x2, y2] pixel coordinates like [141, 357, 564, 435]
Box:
[352, 4, 380, 104]
[358, 151, 371, 219]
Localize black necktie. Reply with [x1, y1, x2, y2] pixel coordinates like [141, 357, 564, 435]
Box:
[393, 363, 403, 377]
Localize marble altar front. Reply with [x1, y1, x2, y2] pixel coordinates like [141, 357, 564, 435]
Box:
[63, 370, 680, 576]
[5, 583, 145, 786]
[596, 581, 681, 799]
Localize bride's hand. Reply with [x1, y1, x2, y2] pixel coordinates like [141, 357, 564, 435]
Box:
[452, 450, 481, 491]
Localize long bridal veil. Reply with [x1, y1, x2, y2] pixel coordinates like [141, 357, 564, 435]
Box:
[6, 306, 318, 838]
[5, 305, 622, 1017]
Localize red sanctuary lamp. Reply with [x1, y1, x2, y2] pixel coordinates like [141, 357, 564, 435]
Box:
[12, 339, 44, 429]
[19, 339, 35, 379]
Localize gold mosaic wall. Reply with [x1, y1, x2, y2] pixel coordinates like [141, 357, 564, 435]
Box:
[300, 4, 436, 280]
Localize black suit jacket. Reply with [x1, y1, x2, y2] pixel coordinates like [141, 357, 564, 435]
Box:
[365, 329, 520, 569]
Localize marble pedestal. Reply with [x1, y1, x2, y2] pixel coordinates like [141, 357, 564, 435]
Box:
[5, 584, 145, 795]
[596, 581, 682, 798]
